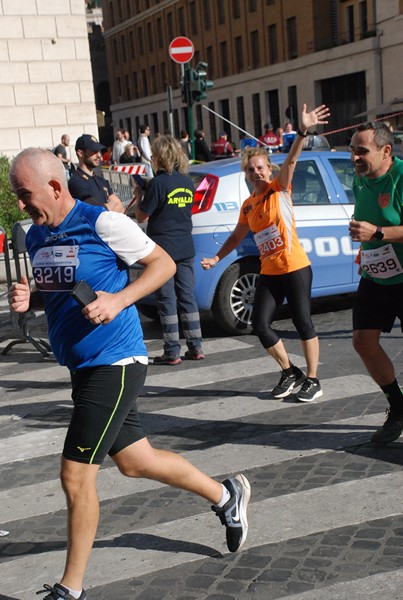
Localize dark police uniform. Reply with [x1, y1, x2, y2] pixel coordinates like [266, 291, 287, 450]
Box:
[68, 166, 112, 206]
[139, 169, 202, 358]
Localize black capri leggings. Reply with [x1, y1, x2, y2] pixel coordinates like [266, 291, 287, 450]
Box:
[252, 265, 317, 349]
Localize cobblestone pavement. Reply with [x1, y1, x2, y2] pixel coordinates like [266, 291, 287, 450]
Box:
[1, 286, 403, 599]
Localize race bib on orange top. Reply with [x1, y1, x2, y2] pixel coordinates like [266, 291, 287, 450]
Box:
[238, 178, 310, 275]
[254, 224, 285, 259]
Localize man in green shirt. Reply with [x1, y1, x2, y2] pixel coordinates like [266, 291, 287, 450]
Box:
[349, 121, 403, 444]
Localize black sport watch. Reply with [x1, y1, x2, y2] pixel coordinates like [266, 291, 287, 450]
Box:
[373, 226, 384, 241]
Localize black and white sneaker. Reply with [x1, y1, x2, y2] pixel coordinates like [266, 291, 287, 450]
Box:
[271, 366, 306, 398]
[296, 377, 323, 402]
[212, 474, 251, 553]
[371, 409, 403, 445]
[36, 583, 86, 599]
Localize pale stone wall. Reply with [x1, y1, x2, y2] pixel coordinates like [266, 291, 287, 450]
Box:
[0, 0, 98, 159]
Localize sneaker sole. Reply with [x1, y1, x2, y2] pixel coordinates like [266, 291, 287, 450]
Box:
[234, 473, 251, 552]
[272, 376, 306, 398]
[296, 388, 323, 403]
[153, 359, 182, 366]
[184, 355, 205, 360]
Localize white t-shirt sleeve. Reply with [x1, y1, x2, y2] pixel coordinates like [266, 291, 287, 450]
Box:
[95, 211, 156, 265]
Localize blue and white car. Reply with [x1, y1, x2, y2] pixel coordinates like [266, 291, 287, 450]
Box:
[137, 151, 359, 335]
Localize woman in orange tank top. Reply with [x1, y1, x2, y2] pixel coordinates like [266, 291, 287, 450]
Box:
[202, 103, 330, 402]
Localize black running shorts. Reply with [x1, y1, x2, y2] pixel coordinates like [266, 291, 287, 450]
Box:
[63, 362, 147, 465]
[353, 277, 403, 333]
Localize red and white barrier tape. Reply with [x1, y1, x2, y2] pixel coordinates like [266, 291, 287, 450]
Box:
[111, 165, 147, 175]
[323, 110, 403, 137]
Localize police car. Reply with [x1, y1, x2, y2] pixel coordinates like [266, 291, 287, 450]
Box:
[136, 151, 359, 335]
[393, 131, 403, 158]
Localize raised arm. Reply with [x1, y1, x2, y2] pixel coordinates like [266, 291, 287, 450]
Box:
[277, 103, 330, 190]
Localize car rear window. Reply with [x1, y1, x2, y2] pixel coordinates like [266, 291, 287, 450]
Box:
[245, 160, 329, 205]
[328, 158, 355, 203]
[292, 161, 329, 205]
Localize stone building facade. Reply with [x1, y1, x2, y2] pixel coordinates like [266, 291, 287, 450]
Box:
[102, 0, 403, 148]
[0, 0, 98, 158]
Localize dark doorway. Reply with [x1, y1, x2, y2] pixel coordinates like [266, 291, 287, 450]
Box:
[320, 72, 366, 147]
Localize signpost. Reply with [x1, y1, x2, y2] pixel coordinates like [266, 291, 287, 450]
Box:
[167, 85, 174, 139]
[169, 37, 195, 158]
[168, 36, 213, 159]
[168, 36, 194, 64]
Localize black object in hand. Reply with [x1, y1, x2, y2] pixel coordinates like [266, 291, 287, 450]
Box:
[70, 280, 97, 308]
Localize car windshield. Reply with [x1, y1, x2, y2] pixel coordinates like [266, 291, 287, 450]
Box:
[244, 160, 330, 205]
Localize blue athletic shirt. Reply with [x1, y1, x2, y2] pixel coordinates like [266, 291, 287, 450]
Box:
[26, 201, 155, 370]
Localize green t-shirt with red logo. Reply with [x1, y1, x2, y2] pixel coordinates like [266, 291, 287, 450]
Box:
[353, 156, 403, 285]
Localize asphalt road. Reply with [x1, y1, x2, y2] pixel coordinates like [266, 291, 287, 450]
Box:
[1, 289, 403, 600]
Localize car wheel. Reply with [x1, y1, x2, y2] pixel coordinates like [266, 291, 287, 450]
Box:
[136, 303, 160, 321]
[212, 260, 260, 335]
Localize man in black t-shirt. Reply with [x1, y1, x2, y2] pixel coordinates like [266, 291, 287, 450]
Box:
[68, 134, 124, 213]
[54, 134, 73, 179]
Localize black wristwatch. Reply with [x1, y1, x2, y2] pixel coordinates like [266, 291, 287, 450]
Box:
[373, 226, 384, 240]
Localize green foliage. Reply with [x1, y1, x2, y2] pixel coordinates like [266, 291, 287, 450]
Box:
[0, 155, 28, 237]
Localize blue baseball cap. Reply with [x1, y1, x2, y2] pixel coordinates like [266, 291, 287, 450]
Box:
[75, 134, 105, 152]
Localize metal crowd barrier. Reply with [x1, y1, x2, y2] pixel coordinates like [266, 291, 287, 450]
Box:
[0, 220, 52, 358]
[101, 164, 147, 210]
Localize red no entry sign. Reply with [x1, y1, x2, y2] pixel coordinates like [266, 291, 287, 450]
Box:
[169, 36, 194, 64]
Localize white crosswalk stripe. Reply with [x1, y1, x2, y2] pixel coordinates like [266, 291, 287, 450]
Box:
[3, 473, 403, 597]
[0, 409, 386, 523]
[1, 326, 402, 600]
[0, 373, 378, 466]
